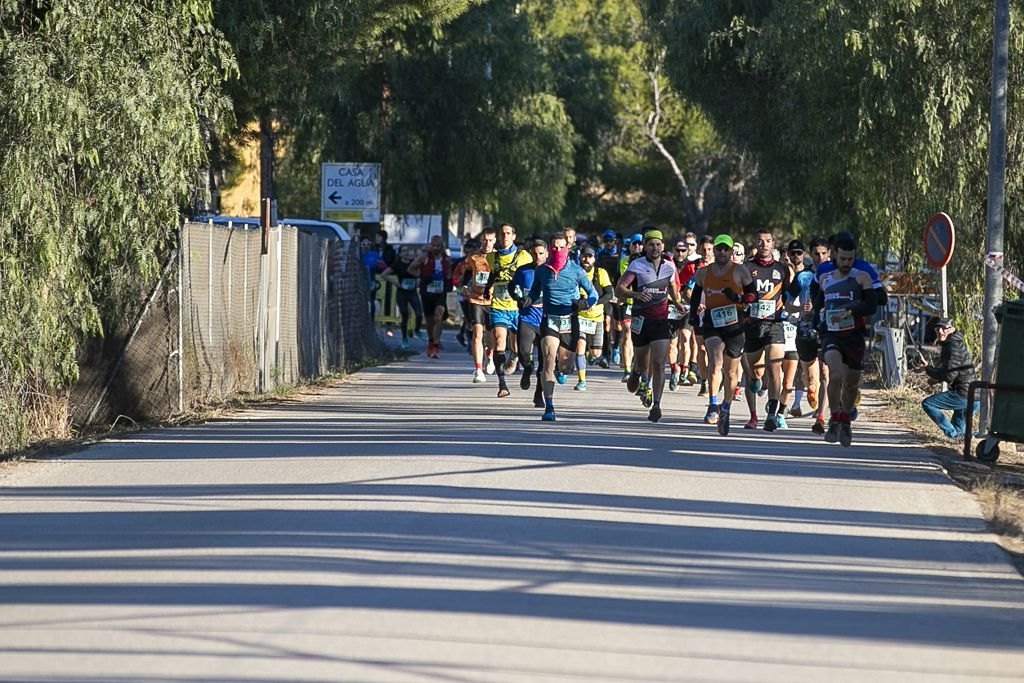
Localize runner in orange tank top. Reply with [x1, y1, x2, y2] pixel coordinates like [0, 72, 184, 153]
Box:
[689, 234, 754, 436]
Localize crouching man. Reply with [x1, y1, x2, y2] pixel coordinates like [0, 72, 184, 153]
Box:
[914, 317, 978, 439]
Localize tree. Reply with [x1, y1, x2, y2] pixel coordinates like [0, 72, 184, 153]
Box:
[0, 0, 233, 449]
[647, 0, 1024, 343]
[212, 0, 484, 219]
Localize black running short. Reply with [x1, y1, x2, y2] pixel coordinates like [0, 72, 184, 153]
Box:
[467, 302, 492, 329]
[630, 316, 673, 347]
[541, 313, 580, 351]
[420, 291, 448, 317]
[821, 332, 866, 371]
[743, 320, 786, 354]
[796, 336, 820, 364]
[702, 322, 745, 359]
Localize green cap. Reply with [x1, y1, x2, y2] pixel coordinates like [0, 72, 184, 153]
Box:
[643, 229, 664, 242]
[713, 234, 734, 249]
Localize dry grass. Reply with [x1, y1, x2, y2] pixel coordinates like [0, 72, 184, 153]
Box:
[974, 480, 1024, 564]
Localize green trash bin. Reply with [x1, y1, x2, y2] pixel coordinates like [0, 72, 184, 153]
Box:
[992, 299, 1024, 438]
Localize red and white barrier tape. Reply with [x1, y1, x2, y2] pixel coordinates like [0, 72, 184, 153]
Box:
[984, 254, 1024, 291]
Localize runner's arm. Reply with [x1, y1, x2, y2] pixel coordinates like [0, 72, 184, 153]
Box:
[579, 271, 599, 308]
[615, 271, 636, 302]
[407, 253, 426, 277]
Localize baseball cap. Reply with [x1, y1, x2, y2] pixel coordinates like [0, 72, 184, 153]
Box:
[787, 239, 806, 252]
[602, 229, 616, 239]
[580, 245, 596, 257]
[934, 317, 955, 330]
[643, 229, 664, 242]
[713, 234, 734, 249]
[630, 233, 643, 243]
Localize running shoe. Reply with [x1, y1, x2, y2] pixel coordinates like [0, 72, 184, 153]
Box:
[504, 357, 519, 375]
[717, 410, 731, 436]
[824, 420, 840, 443]
[807, 387, 818, 410]
[733, 385, 741, 399]
[764, 415, 778, 432]
[744, 416, 758, 430]
[776, 414, 789, 430]
[669, 373, 679, 392]
[555, 371, 567, 385]
[697, 381, 708, 397]
[850, 407, 859, 422]
[703, 405, 720, 425]
[838, 422, 852, 447]
[748, 377, 762, 395]
[685, 370, 698, 386]
[574, 380, 587, 391]
[401, 339, 410, 350]
[811, 417, 826, 435]
[597, 355, 610, 369]
[626, 372, 641, 394]
[621, 371, 630, 383]
[497, 383, 510, 398]
[612, 348, 621, 365]
[485, 357, 496, 375]
[533, 391, 545, 408]
[542, 408, 556, 422]
[472, 369, 486, 384]
[648, 405, 662, 423]
[520, 364, 533, 391]
[431, 346, 441, 358]
[789, 405, 803, 418]
[642, 386, 654, 408]
[415, 330, 427, 341]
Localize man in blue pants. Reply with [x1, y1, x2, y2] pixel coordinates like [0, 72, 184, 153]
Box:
[914, 317, 978, 439]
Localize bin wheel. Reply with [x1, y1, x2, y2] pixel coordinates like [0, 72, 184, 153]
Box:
[976, 437, 1001, 463]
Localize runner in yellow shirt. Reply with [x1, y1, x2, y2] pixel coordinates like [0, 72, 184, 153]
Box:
[575, 246, 614, 391]
[486, 222, 533, 398]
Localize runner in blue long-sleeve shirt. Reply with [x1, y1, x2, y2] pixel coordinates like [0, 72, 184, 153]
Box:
[524, 232, 598, 421]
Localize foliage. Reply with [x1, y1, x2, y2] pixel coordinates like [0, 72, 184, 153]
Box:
[277, 0, 578, 233]
[646, 0, 1024, 345]
[0, 0, 233, 450]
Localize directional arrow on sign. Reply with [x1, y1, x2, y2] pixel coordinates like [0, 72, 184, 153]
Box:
[329, 191, 341, 204]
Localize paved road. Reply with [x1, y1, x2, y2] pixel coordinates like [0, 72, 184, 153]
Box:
[2, 334, 1023, 682]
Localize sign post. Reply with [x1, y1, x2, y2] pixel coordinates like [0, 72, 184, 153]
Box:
[320, 163, 381, 223]
[923, 212, 956, 317]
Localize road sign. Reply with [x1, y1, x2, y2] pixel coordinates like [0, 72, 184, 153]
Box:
[923, 212, 955, 269]
[321, 163, 381, 222]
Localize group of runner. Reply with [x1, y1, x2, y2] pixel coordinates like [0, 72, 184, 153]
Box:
[396, 221, 885, 446]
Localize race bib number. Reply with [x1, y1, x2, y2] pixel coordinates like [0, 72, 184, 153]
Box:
[578, 317, 598, 335]
[749, 299, 777, 320]
[783, 321, 798, 341]
[474, 271, 490, 287]
[492, 283, 510, 300]
[399, 278, 417, 291]
[426, 280, 445, 294]
[710, 304, 739, 328]
[624, 304, 633, 318]
[826, 308, 855, 332]
[631, 315, 645, 334]
[547, 315, 572, 333]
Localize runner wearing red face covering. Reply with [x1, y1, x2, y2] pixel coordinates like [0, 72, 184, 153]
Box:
[523, 232, 598, 422]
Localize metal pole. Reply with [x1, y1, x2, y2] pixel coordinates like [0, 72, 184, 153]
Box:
[940, 266, 948, 317]
[177, 227, 184, 415]
[980, 0, 1010, 432]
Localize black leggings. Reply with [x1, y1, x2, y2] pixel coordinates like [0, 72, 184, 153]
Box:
[518, 322, 541, 370]
[396, 289, 423, 340]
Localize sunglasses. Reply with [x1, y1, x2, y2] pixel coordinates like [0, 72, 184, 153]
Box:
[675, 247, 687, 252]
[714, 245, 733, 252]
[686, 242, 697, 247]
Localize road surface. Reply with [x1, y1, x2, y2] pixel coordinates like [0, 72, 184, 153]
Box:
[1, 335, 1023, 681]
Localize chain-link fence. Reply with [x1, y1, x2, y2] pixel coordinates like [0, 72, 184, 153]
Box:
[70, 221, 381, 428]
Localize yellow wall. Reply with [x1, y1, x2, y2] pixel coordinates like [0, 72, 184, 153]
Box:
[219, 123, 262, 217]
